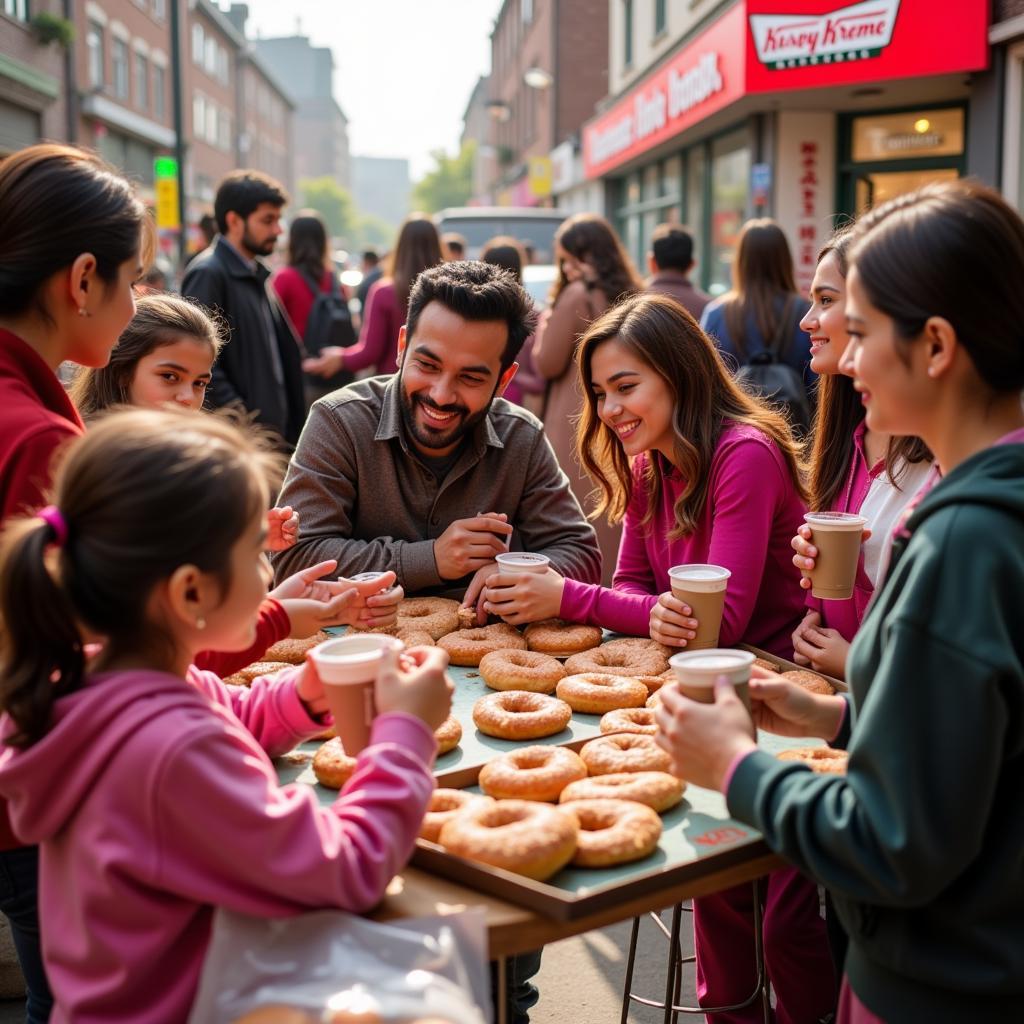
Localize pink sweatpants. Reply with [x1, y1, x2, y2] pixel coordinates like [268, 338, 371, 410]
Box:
[693, 867, 837, 1024]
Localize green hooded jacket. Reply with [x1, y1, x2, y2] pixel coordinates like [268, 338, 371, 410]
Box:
[728, 440, 1024, 1021]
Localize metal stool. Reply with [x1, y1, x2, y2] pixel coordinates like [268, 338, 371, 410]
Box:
[620, 879, 771, 1024]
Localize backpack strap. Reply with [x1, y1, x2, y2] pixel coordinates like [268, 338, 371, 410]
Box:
[297, 266, 340, 298]
[768, 295, 797, 360]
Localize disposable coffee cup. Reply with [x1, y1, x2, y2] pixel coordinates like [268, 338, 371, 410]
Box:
[308, 635, 401, 755]
[347, 570, 395, 595]
[667, 564, 731, 650]
[803, 512, 867, 601]
[668, 649, 755, 715]
[495, 552, 551, 575]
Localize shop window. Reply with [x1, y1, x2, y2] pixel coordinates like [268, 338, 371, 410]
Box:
[850, 109, 964, 163]
[87, 21, 105, 88]
[685, 145, 705, 280]
[708, 129, 750, 296]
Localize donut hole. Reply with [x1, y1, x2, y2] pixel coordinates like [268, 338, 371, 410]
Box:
[482, 804, 533, 828]
[502, 692, 542, 713]
[430, 791, 467, 812]
[513, 748, 555, 770]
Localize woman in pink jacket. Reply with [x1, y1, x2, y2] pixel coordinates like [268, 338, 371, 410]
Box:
[481, 293, 836, 1023]
[790, 229, 933, 679]
[0, 409, 451, 1024]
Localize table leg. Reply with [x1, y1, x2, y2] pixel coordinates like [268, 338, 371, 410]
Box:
[495, 954, 508, 1024]
[661, 903, 683, 1024]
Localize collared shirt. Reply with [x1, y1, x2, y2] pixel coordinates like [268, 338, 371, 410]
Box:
[271, 375, 602, 597]
[645, 270, 711, 321]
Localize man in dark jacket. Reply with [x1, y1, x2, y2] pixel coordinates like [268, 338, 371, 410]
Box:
[182, 171, 306, 447]
[645, 223, 711, 321]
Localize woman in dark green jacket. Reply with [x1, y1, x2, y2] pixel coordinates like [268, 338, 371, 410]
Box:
[655, 179, 1024, 1024]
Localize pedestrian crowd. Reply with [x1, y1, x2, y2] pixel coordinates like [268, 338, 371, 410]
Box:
[0, 142, 1021, 1024]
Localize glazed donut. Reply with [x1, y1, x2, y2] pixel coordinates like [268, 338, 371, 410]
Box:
[599, 707, 658, 735]
[419, 788, 493, 843]
[395, 597, 461, 640]
[555, 673, 648, 714]
[782, 669, 836, 695]
[560, 798, 663, 867]
[438, 798, 579, 880]
[559, 771, 685, 813]
[778, 746, 848, 774]
[396, 628, 435, 648]
[434, 715, 462, 754]
[752, 656, 780, 672]
[479, 649, 565, 693]
[312, 737, 358, 789]
[580, 733, 673, 775]
[437, 623, 526, 666]
[478, 744, 587, 801]
[472, 691, 572, 740]
[564, 643, 668, 679]
[263, 631, 331, 665]
[222, 661, 292, 687]
[600, 637, 675, 660]
[524, 618, 603, 657]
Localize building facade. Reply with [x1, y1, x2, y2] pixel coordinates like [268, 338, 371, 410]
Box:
[351, 155, 410, 230]
[584, 0, 990, 296]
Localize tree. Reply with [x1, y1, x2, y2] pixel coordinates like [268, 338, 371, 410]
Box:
[352, 213, 395, 252]
[412, 141, 476, 214]
[298, 177, 355, 242]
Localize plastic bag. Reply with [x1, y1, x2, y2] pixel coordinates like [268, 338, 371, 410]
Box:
[188, 906, 490, 1024]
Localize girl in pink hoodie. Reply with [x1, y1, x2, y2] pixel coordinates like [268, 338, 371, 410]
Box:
[0, 408, 451, 1024]
[480, 293, 836, 1024]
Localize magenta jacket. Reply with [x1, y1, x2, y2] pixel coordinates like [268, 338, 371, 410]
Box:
[0, 665, 436, 1024]
[559, 423, 807, 657]
[343, 278, 402, 375]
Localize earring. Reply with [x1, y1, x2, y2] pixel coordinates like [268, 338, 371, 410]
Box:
[196, 616, 206, 630]
[77, 307, 91, 318]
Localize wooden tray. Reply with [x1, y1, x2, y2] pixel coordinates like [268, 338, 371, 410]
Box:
[740, 643, 848, 693]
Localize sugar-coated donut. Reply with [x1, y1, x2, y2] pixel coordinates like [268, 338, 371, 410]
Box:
[263, 631, 332, 665]
[479, 744, 587, 801]
[434, 715, 462, 754]
[396, 628, 436, 648]
[438, 799, 579, 880]
[437, 623, 526, 666]
[600, 707, 658, 735]
[559, 771, 685, 813]
[580, 733, 673, 775]
[395, 596, 461, 640]
[479, 649, 565, 693]
[752, 656, 780, 672]
[524, 618, 603, 657]
[646, 690, 663, 709]
[473, 690, 572, 740]
[313, 737, 358, 789]
[778, 746, 848, 774]
[564, 642, 668, 679]
[556, 673, 648, 714]
[600, 637, 675, 660]
[560, 798, 663, 867]
[456, 604, 477, 629]
[782, 669, 836, 695]
[419, 788, 494, 843]
[222, 661, 292, 687]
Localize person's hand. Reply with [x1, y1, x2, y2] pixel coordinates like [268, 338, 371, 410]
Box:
[483, 568, 565, 625]
[792, 524, 871, 589]
[747, 667, 846, 739]
[792, 622, 849, 679]
[791, 610, 821, 666]
[266, 506, 299, 551]
[462, 562, 498, 625]
[649, 592, 699, 648]
[433, 512, 513, 580]
[269, 560, 346, 602]
[653, 679, 757, 791]
[295, 656, 329, 718]
[375, 644, 454, 733]
[302, 347, 345, 378]
[273, 563, 402, 636]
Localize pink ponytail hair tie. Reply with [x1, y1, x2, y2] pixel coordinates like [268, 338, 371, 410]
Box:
[38, 505, 68, 547]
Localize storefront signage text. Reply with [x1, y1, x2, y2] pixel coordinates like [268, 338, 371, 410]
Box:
[795, 140, 820, 295]
[750, 0, 900, 69]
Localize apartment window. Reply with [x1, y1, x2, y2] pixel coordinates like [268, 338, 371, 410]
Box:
[623, 0, 634, 67]
[192, 24, 203, 65]
[654, 0, 666, 36]
[218, 110, 232, 151]
[134, 52, 149, 111]
[206, 103, 217, 145]
[112, 38, 129, 99]
[522, 0, 533, 25]
[193, 93, 205, 140]
[153, 0, 166, 19]
[153, 64, 166, 119]
[2, 0, 29, 20]
[216, 46, 229, 84]
[86, 21, 105, 88]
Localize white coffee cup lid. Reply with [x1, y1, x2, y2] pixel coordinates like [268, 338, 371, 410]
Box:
[349, 571, 389, 583]
[804, 512, 867, 531]
[669, 648, 754, 684]
[668, 563, 731, 592]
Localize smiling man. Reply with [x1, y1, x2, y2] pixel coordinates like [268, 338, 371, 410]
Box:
[271, 260, 601, 603]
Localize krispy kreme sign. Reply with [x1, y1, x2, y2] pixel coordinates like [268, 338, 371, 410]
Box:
[750, 0, 899, 68]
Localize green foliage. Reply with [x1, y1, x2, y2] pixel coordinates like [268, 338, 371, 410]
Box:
[31, 12, 75, 48]
[352, 212, 394, 252]
[412, 141, 476, 214]
[298, 177, 355, 242]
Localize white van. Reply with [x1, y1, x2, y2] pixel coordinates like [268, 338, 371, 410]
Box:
[434, 207, 566, 264]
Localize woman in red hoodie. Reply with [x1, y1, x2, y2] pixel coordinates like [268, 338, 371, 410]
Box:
[0, 143, 149, 1023]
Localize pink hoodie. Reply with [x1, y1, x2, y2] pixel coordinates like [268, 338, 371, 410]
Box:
[559, 423, 807, 658]
[0, 665, 436, 1024]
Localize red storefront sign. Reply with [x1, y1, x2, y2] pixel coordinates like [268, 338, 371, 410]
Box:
[583, 0, 989, 180]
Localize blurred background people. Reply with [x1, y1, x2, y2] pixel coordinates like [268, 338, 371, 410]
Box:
[645, 223, 710, 321]
[442, 232, 467, 260]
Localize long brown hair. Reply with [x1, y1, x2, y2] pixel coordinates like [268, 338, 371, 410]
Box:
[808, 229, 931, 512]
[386, 214, 444, 310]
[721, 218, 800, 360]
[575, 293, 807, 537]
[286, 209, 330, 281]
[69, 294, 224, 419]
[0, 409, 283, 748]
[0, 143, 152, 321]
[549, 213, 642, 307]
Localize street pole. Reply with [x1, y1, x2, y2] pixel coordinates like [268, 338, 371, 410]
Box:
[169, 0, 188, 271]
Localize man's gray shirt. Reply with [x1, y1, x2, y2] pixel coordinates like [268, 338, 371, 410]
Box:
[271, 375, 602, 597]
